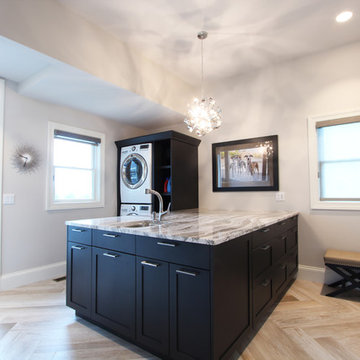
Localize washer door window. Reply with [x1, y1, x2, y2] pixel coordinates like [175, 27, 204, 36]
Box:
[121, 154, 148, 189]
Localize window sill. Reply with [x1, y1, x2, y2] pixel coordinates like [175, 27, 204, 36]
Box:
[311, 200, 360, 211]
[46, 201, 104, 211]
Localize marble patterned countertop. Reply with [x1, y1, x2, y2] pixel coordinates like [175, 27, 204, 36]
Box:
[66, 209, 298, 246]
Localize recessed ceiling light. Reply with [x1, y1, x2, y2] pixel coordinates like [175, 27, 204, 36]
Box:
[336, 11, 353, 23]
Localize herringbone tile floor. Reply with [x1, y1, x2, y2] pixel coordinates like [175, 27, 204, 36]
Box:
[0, 279, 359, 359]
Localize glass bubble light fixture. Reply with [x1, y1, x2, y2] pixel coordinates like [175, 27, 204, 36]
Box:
[184, 31, 222, 137]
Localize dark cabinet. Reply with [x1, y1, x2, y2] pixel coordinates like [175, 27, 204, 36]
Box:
[251, 216, 298, 328]
[136, 257, 169, 355]
[66, 241, 92, 317]
[66, 215, 298, 360]
[170, 264, 210, 360]
[115, 131, 201, 214]
[92, 247, 135, 339]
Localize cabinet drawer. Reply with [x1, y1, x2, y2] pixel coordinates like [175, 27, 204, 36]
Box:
[272, 262, 287, 294]
[136, 236, 210, 270]
[68, 226, 91, 245]
[272, 234, 287, 264]
[274, 216, 297, 233]
[287, 249, 298, 277]
[252, 224, 278, 249]
[93, 230, 135, 254]
[252, 243, 272, 279]
[286, 227, 298, 252]
[253, 275, 272, 317]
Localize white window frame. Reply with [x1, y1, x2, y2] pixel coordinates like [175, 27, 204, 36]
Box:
[46, 121, 105, 210]
[308, 110, 360, 211]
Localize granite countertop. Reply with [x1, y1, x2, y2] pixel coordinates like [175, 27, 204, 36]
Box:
[66, 209, 298, 246]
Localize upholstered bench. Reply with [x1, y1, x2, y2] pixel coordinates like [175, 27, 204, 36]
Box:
[324, 249, 360, 297]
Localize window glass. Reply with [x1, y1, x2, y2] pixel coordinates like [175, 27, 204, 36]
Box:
[317, 122, 360, 201]
[54, 168, 94, 201]
[53, 138, 94, 169]
[47, 122, 104, 210]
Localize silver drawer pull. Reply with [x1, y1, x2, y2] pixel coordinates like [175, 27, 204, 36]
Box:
[103, 233, 118, 238]
[157, 242, 176, 247]
[281, 236, 287, 241]
[261, 228, 270, 233]
[72, 229, 85, 233]
[103, 253, 119, 258]
[176, 269, 197, 277]
[280, 221, 287, 226]
[71, 245, 85, 250]
[141, 260, 159, 268]
[261, 279, 270, 287]
[260, 244, 271, 251]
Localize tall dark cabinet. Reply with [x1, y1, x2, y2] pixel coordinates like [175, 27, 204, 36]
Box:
[115, 131, 201, 214]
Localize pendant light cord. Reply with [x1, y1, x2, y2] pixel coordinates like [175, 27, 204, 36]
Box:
[201, 38, 204, 99]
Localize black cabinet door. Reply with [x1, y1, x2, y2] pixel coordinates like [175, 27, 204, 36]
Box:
[170, 264, 210, 360]
[136, 257, 169, 356]
[66, 241, 92, 317]
[92, 247, 135, 340]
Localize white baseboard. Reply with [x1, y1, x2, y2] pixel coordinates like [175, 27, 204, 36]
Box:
[0, 261, 66, 291]
[298, 264, 325, 283]
[298, 264, 342, 284]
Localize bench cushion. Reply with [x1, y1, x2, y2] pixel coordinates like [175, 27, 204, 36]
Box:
[324, 249, 360, 267]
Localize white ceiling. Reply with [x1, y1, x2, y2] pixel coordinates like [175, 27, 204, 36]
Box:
[57, 0, 360, 84]
[1, 0, 360, 129]
[0, 36, 183, 129]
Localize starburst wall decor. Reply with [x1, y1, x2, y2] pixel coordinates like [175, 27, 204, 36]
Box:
[12, 145, 41, 174]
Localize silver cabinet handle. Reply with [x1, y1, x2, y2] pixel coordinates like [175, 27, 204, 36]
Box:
[71, 245, 85, 250]
[72, 229, 85, 233]
[103, 253, 119, 258]
[261, 279, 270, 287]
[281, 236, 287, 241]
[157, 242, 176, 247]
[103, 233, 118, 238]
[260, 244, 271, 251]
[176, 269, 197, 277]
[141, 260, 159, 268]
[280, 221, 287, 226]
[261, 228, 270, 233]
[281, 264, 286, 270]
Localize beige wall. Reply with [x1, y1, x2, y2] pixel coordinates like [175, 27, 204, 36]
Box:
[155, 41, 360, 271]
[1, 83, 144, 278]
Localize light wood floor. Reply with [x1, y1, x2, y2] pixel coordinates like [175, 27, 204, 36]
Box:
[0, 279, 359, 360]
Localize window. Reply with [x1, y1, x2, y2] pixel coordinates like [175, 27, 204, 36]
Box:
[308, 111, 360, 210]
[46, 122, 105, 210]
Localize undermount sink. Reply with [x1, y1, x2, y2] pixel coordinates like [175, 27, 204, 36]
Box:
[120, 220, 157, 228]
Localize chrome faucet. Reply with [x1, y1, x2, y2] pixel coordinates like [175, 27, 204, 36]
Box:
[145, 188, 171, 222]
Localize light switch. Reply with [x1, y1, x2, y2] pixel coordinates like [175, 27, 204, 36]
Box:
[3, 193, 15, 205]
[275, 192, 285, 201]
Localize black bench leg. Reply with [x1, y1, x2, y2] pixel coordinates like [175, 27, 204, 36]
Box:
[325, 263, 360, 297]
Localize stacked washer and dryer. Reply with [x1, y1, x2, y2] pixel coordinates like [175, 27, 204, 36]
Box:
[119, 143, 153, 216]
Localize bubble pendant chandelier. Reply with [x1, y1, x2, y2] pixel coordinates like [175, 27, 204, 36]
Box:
[184, 31, 222, 137]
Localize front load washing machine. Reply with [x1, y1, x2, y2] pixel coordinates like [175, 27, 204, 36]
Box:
[120, 204, 152, 216]
[120, 143, 152, 204]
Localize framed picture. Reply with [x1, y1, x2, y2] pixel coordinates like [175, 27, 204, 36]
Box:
[212, 135, 279, 191]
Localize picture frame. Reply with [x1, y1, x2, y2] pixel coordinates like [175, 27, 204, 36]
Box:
[212, 135, 279, 192]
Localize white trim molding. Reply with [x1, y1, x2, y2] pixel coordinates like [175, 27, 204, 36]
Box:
[0, 261, 66, 291]
[297, 264, 343, 284]
[298, 264, 325, 283]
[0, 79, 5, 277]
[46, 121, 105, 211]
[308, 109, 360, 210]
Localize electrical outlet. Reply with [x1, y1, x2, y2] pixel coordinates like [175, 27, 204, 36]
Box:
[275, 192, 285, 201]
[3, 193, 15, 205]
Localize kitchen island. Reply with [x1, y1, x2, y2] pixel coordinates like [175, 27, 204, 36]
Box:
[66, 209, 298, 360]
